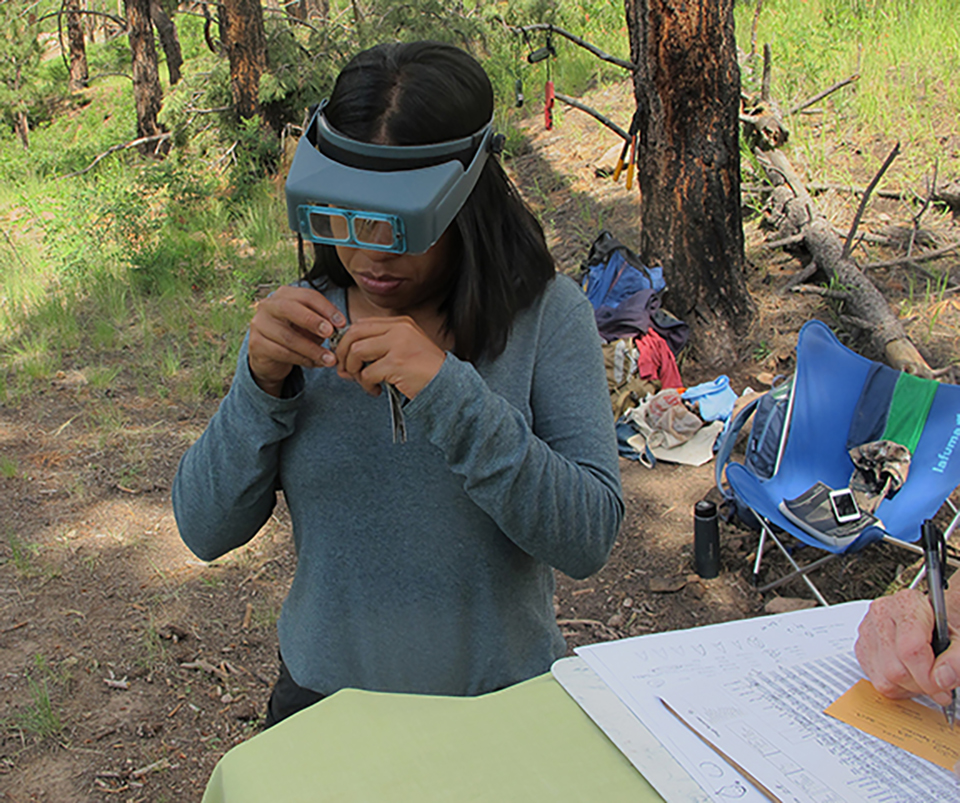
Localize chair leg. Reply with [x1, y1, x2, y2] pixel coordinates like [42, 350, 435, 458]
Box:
[756, 525, 832, 607]
[751, 526, 768, 587]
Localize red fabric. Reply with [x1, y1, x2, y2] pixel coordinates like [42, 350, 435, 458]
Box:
[544, 81, 554, 130]
[635, 329, 683, 389]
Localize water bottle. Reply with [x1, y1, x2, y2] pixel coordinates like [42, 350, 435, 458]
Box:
[694, 499, 720, 579]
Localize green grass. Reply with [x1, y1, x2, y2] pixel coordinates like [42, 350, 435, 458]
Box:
[0, 456, 17, 478]
[4, 530, 39, 576]
[735, 0, 960, 185]
[5, 655, 64, 740]
[1, 0, 957, 415]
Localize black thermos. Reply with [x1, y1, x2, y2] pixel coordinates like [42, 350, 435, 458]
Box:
[694, 499, 720, 579]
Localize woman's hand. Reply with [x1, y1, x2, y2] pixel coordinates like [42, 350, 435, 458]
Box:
[855, 586, 960, 706]
[334, 317, 446, 400]
[248, 285, 347, 396]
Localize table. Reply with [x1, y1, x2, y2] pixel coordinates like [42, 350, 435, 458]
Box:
[202, 673, 666, 802]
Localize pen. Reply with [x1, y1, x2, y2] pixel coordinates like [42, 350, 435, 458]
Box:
[921, 518, 956, 728]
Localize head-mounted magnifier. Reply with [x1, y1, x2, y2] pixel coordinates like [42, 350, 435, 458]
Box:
[285, 100, 498, 255]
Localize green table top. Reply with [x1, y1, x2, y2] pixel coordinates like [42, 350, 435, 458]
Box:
[202, 673, 665, 802]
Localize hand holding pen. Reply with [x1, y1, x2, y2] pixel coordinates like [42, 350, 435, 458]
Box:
[921, 519, 957, 728]
[855, 534, 960, 715]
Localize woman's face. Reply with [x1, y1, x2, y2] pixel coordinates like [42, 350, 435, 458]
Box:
[335, 229, 455, 318]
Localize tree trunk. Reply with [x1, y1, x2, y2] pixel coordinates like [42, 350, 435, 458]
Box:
[624, 0, 754, 368]
[13, 62, 29, 149]
[304, 0, 329, 22]
[221, 0, 268, 121]
[65, 0, 89, 92]
[150, 0, 182, 86]
[124, 0, 167, 154]
[15, 110, 29, 149]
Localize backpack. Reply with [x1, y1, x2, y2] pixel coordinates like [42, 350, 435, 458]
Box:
[714, 375, 794, 530]
[579, 230, 666, 309]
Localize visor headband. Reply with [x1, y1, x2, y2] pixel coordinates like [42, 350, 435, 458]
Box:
[310, 99, 494, 172]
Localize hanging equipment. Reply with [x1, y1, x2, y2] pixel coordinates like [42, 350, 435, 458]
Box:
[527, 29, 556, 131]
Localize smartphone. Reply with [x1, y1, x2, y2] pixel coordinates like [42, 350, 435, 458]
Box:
[828, 488, 861, 524]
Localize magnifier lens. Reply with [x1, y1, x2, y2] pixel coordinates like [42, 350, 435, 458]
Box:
[309, 211, 350, 241]
[353, 216, 397, 248]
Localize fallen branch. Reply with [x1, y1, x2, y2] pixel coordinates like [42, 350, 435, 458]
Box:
[743, 51, 934, 375]
[61, 134, 172, 178]
[863, 241, 960, 269]
[787, 74, 859, 116]
[842, 141, 900, 259]
[554, 92, 630, 141]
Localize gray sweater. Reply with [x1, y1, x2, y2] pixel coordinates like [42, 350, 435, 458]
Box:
[172, 274, 623, 697]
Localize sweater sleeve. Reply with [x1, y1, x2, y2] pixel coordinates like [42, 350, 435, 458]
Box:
[403, 279, 623, 579]
[171, 337, 304, 562]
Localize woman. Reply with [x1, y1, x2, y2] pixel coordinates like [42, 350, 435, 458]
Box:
[172, 40, 623, 727]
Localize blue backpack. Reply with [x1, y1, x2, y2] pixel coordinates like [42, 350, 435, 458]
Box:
[580, 230, 666, 309]
[714, 376, 794, 530]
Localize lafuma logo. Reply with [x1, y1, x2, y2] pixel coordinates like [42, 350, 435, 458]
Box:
[932, 413, 960, 474]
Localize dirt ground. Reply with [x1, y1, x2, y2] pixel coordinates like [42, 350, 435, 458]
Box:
[2, 78, 959, 801]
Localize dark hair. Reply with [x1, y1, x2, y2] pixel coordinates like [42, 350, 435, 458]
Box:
[302, 40, 555, 363]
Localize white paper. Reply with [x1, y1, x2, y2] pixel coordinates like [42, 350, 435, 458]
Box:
[576, 600, 959, 802]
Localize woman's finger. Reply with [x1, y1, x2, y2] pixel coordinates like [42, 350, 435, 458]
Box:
[251, 314, 331, 368]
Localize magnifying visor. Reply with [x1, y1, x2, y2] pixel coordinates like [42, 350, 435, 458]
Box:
[285, 100, 497, 254]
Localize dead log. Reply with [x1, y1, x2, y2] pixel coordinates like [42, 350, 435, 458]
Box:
[743, 55, 933, 378]
[755, 150, 934, 377]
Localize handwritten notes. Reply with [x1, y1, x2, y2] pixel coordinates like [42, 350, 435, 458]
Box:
[577, 601, 960, 802]
[825, 679, 960, 772]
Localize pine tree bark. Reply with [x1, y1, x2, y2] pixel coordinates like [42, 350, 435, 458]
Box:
[624, 0, 754, 367]
[221, 0, 268, 121]
[150, 0, 182, 86]
[124, 0, 166, 154]
[65, 0, 89, 92]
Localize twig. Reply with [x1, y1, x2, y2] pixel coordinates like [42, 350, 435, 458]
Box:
[180, 659, 229, 682]
[60, 134, 172, 178]
[553, 92, 630, 141]
[239, 558, 280, 587]
[780, 259, 819, 295]
[761, 44, 772, 103]
[908, 159, 938, 259]
[863, 241, 960, 269]
[511, 23, 636, 72]
[841, 141, 900, 260]
[764, 233, 805, 249]
[1, 621, 29, 634]
[131, 758, 171, 779]
[0, 224, 29, 270]
[787, 74, 859, 116]
[555, 618, 607, 627]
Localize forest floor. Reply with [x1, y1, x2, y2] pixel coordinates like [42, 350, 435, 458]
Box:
[2, 77, 959, 802]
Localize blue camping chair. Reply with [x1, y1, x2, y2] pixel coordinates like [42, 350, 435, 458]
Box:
[727, 320, 960, 605]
